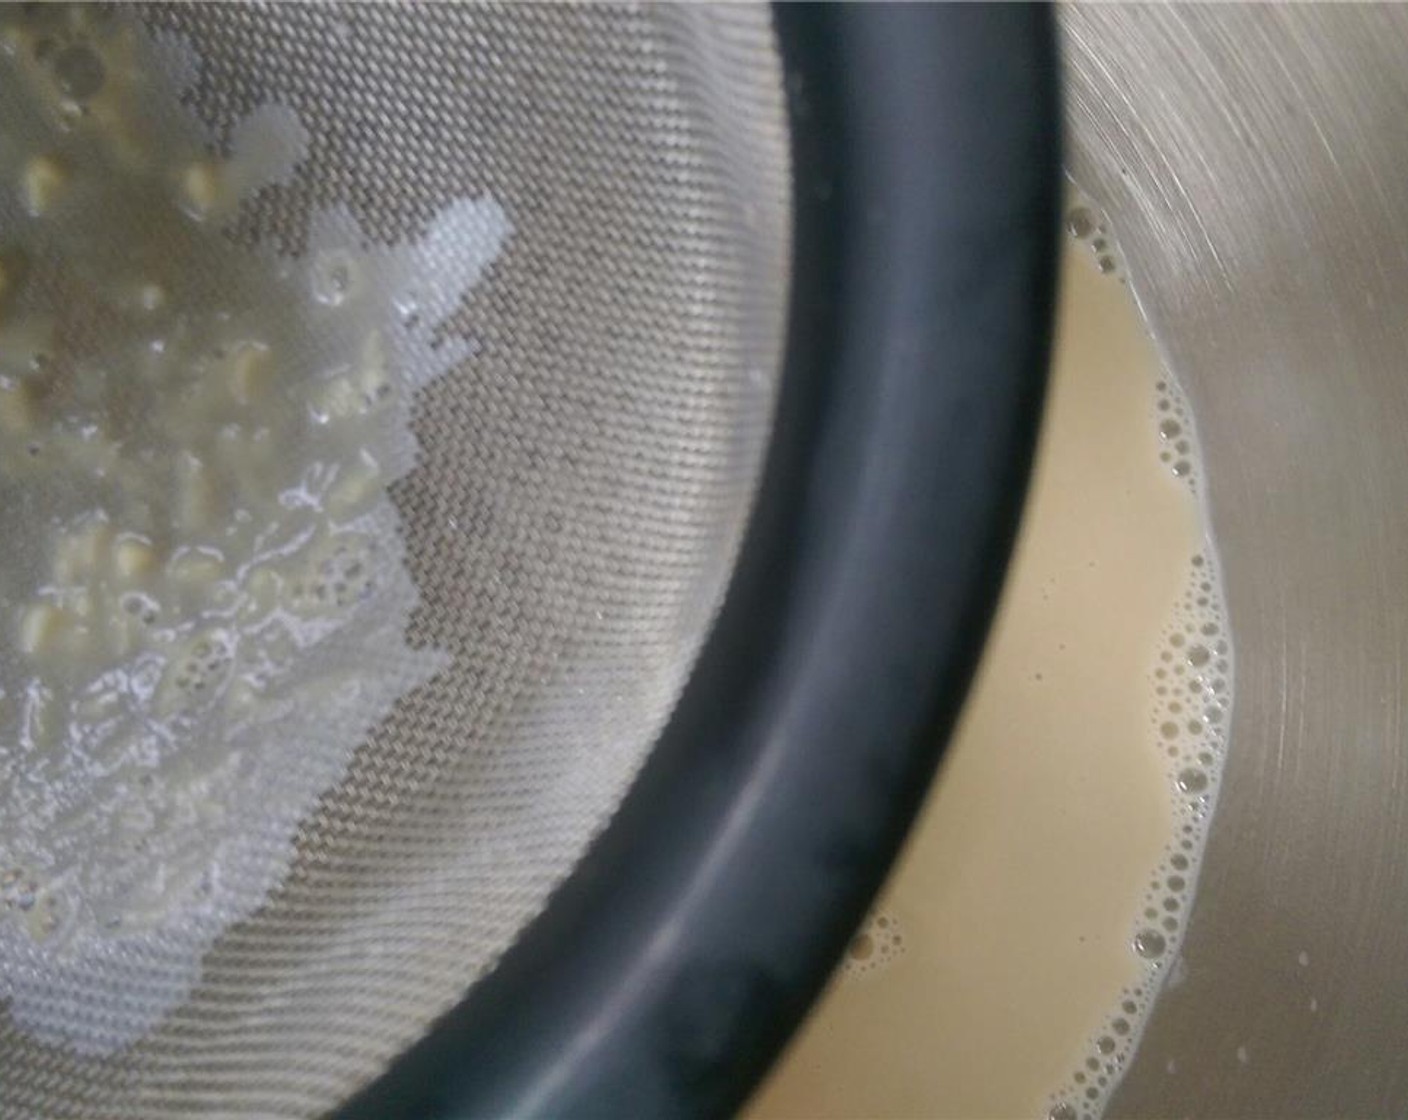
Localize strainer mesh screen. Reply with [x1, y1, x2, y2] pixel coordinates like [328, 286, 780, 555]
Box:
[0, 4, 790, 1115]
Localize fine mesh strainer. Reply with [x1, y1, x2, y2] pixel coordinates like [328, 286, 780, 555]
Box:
[0, 5, 1057, 1118]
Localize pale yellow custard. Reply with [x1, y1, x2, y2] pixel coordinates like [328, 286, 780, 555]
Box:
[750, 207, 1232, 1120]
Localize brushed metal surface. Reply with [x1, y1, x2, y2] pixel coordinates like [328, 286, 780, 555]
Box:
[1062, 6, 1408, 1117]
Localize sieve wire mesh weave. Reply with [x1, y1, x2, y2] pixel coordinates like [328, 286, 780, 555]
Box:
[0, 4, 790, 1115]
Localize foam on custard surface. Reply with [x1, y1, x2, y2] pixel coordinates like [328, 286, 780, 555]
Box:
[749, 198, 1235, 1119]
[0, 5, 508, 1052]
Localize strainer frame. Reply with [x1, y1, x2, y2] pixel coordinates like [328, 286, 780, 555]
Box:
[338, 5, 1058, 1118]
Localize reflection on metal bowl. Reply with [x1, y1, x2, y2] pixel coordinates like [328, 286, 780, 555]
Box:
[1066, 6, 1408, 1116]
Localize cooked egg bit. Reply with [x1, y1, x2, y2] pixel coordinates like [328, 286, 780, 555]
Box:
[0, 5, 509, 1053]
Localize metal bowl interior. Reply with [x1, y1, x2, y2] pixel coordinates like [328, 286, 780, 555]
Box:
[1064, 7, 1408, 1116]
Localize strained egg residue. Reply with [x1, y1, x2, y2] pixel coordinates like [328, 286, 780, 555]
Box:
[0, 5, 508, 1053]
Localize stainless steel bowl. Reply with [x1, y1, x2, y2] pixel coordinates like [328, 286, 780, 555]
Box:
[1064, 6, 1408, 1115]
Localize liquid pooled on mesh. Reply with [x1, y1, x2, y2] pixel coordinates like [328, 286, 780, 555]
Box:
[0, 7, 509, 1052]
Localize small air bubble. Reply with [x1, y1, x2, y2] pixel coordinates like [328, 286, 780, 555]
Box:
[1097, 255, 1116, 274]
[312, 252, 357, 307]
[1133, 929, 1168, 959]
[51, 43, 105, 100]
[1066, 208, 1095, 239]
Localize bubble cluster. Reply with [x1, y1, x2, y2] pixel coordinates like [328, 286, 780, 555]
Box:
[166, 630, 234, 705]
[1151, 376, 1205, 490]
[839, 908, 906, 980]
[291, 533, 378, 613]
[119, 591, 161, 628]
[1048, 196, 1236, 1120]
[1065, 204, 1126, 283]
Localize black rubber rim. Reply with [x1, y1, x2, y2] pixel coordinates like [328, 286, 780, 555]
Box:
[336, 5, 1058, 1117]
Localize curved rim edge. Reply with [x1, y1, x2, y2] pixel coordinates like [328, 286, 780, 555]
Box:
[336, 5, 1059, 1117]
